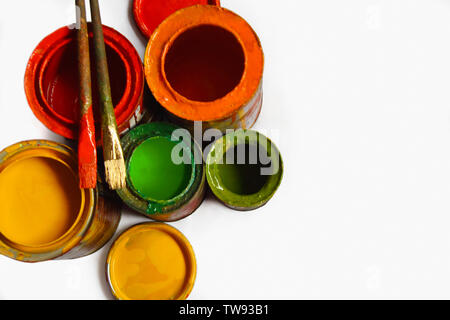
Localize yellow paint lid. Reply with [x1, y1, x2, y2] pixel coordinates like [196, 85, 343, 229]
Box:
[106, 222, 196, 300]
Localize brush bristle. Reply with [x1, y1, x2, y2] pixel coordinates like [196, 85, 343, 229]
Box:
[79, 163, 97, 189]
[102, 125, 126, 190]
[104, 159, 126, 190]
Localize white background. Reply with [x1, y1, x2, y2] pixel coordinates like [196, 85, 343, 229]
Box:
[1, 0, 450, 300]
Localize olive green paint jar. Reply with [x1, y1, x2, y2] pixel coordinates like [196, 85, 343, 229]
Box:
[206, 129, 283, 210]
[117, 122, 205, 222]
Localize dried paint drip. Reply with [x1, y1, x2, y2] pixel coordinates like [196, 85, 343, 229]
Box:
[106, 223, 196, 300]
[145, 5, 264, 131]
[117, 122, 205, 221]
[0, 140, 121, 262]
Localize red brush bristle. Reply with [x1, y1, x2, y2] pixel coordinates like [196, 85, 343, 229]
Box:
[79, 163, 97, 189]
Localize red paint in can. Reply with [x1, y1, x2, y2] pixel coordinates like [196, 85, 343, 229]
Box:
[25, 24, 145, 140]
[133, 0, 221, 38]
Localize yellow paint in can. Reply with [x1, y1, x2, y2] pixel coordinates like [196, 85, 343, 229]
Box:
[0, 140, 121, 262]
[0, 155, 82, 246]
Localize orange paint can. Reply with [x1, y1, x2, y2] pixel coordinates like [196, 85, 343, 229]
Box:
[145, 5, 264, 131]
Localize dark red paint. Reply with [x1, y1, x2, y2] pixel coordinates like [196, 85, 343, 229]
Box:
[164, 25, 245, 102]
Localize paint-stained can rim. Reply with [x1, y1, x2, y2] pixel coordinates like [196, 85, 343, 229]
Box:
[145, 5, 264, 122]
[24, 24, 144, 140]
[206, 129, 283, 211]
[117, 122, 205, 221]
[106, 222, 197, 300]
[133, 0, 221, 38]
[36, 30, 132, 126]
[0, 140, 95, 262]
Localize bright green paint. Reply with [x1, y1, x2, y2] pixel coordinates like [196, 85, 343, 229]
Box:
[128, 137, 192, 201]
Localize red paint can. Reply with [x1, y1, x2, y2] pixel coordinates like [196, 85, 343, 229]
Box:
[133, 0, 221, 38]
[25, 24, 145, 140]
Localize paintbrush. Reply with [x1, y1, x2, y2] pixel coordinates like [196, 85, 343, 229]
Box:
[90, 0, 126, 190]
[76, 0, 97, 189]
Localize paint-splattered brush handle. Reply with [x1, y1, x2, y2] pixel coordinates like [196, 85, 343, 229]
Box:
[76, 0, 97, 189]
[90, 0, 121, 156]
[90, 0, 126, 190]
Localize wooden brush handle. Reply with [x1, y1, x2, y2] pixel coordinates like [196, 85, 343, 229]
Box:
[89, 0, 118, 135]
[76, 0, 92, 118]
[76, 0, 97, 188]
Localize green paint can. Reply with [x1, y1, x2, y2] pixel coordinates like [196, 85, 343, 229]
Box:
[206, 129, 283, 210]
[117, 122, 205, 221]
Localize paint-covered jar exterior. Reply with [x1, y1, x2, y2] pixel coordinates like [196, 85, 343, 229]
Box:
[133, 0, 221, 38]
[206, 129, 283, 211]
[145, 5, 264, 132]
[106, 222, 196, 300]
[0, 140, 121, 262]
[117, 122, 205, 222]
[25, 24, 147, 141]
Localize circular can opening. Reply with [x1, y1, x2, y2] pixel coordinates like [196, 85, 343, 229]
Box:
[206, 130, 283, 210]
[40, 38, 127, 124]
[164, 24, 245, 102]
[26, 25, 146, 140]
[0, 156, 82, 247]
[107, 223, 196, 300]
[118, 122, 205, 221]
[128, 136, 193, 201]
[217, 143, 270, 195]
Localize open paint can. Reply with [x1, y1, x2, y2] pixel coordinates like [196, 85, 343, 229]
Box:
[145, 5, 264, 131]
[133, 0, 221, 38]
[25, 24, 146, 140]
[0, 140, 121, 262]
[106, 222, 196, 300]
[206, 130, 283, 211]
[117, 122, 205, 221]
